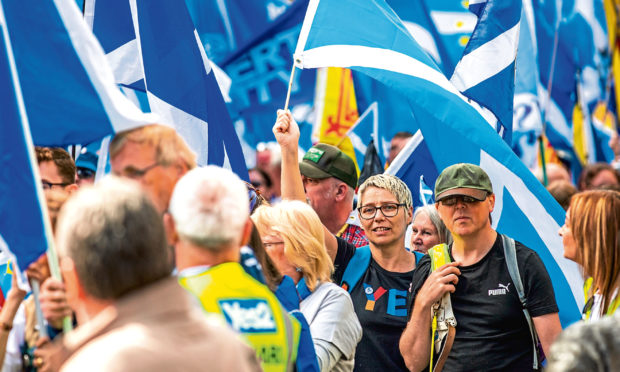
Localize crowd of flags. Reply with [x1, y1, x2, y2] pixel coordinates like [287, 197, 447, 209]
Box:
[2, 0, 619, 327]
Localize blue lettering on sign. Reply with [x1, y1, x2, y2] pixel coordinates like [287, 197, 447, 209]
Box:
[387, 289, 408, 317]
[219, 299, 277, 333]
[226, 25, 302, 109]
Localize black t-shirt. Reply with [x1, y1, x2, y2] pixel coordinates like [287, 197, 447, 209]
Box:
[409, 235, 558, 372]
[333, 237, 414, 372]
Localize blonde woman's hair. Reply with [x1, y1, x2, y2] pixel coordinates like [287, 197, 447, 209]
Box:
[252, 200, 333, 291]
[110, 124, 197, 169]
[569, 190, 620, 316]
[358, 174, 413, 209]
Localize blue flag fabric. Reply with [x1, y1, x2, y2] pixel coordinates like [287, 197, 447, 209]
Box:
[295, 0, 582, 326]
[385, 131, 439, 211]
[220, 0, 316, 147]
[128, 0, 248, 178]
[3, 0, 154, 147]
[186, 0, 291, 65]
[450, 0, 521, 144]
[0, 3, 49, 281]
[387, 0, 475, 77]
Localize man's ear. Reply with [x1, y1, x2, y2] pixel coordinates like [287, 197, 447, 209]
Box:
[334, 183, 348, 201]
[240, 218, 254, 247]
[65, 183, 79, 194]
[60, 256, 85, 302]
[163, 212, 178, 246]
[487, 193, 496, 213]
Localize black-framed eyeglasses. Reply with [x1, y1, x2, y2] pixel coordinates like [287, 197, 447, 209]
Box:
[245, 181, 268, 214]
[117, 162, 160, 179]
[358, 203, 406, 220]
[439, 195, 485, 207]
[77, 167, 96, 179]
[41, 180, 70, 190]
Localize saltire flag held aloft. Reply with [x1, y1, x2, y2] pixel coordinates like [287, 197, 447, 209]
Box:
[220, 0, 315, 147]
[294, 0, 582, 326]
[0, 1, 51, 293]
[3, 0, 155, 147]
[127, 0, 248, 176]
[450, 0, 521, 145]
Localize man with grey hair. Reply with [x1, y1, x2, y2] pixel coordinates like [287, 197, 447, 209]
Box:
[274, 110, 423, 371]
[166, 166, 301, 372]
[48, 176, 259, 371]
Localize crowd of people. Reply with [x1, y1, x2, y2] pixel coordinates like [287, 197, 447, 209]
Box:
[0, 111, 618, 372]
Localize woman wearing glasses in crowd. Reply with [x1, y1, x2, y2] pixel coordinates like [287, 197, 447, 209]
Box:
[252, 201, 362, 372]
[410, 205, 452, 254]
[273, 110, 423, 372]
[559, 189, 620, 320]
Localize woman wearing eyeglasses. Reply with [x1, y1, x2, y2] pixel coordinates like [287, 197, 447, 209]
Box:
[252, 201, 362, 372]
[559, 189, 620, 320]
[273, 110, 423, 372]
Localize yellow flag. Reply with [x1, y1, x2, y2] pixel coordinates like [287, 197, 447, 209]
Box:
[314, 67, 360, 175]
[573, 104, 588, 165]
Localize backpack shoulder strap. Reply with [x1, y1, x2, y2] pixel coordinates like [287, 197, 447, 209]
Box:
[340, 245, 371, 293]
[413, 251, 424, 265]
[501, 234, 540, 370]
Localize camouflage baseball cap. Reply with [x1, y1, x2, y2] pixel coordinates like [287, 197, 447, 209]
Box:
[435, 163, 493, 202]
[299, 143, 358, 189]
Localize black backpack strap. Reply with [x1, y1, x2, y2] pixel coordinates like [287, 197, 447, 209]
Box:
[501, 234, 540, 370]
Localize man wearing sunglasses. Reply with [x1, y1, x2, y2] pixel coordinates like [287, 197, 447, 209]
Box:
[401, 163, 561, 372]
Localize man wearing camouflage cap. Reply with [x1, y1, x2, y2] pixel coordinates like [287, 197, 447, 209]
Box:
[299, 143, 368, 248]
[401, 163, 561, 371]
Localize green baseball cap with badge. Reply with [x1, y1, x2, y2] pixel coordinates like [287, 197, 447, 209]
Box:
[435, 163, 493, 202]
[300, 143, 358, 189]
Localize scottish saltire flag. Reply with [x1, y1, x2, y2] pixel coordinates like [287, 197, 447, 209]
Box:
[385, 131, 439, 211]
[345, 102, 380, 166]
[186, 0, 291, 64]
[3, 0, 154, 147]
[294, 0, 582, 326]
[0, 2, 50, 290]
[450, 0, 521, 144]
[512, 0, 544, 170]
[125, 0, 248, 177]
[221, 0, 315, 147]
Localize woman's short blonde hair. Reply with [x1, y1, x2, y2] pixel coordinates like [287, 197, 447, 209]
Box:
[252, 201, 333, 291]
[569, 190, 620, 316]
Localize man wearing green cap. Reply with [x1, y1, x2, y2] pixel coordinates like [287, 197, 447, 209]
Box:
[298, 139, 368, 248]
[400, 163, 562, 372]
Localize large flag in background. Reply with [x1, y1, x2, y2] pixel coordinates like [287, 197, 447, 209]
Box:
[388, 0, 475, 77]
[220, 0, 315, 148]
[450, 0, 521, 144]
[294, 0, 582, 326]
[186, 0, 292, 64]
[3, 0, 155, 147]
[0, 1, 50, 290]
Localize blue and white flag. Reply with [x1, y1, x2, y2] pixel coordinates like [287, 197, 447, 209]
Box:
[3, 0, 155, 147]
[450, 0, 521, 144]
[294, 0, 582, 326]
[385, 131, 439, 211]
[387, 0, 475, 77]
[0, 1, 51, 287]
[345, 102, 381, 166]
[128, 0, 248, 177]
